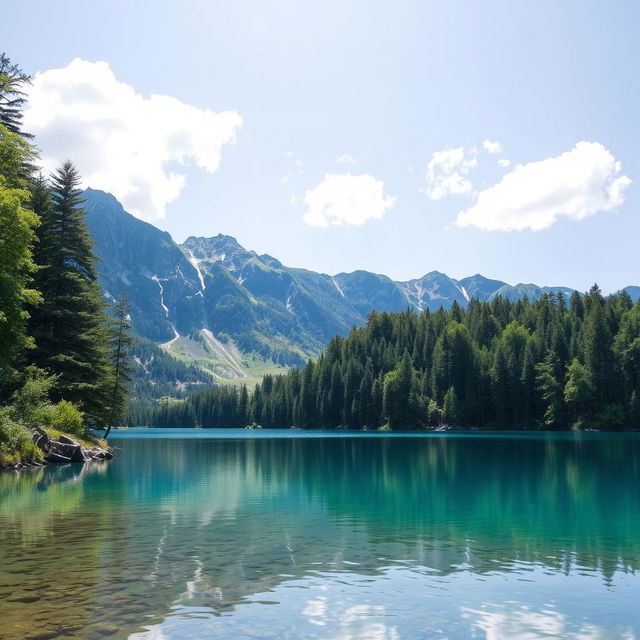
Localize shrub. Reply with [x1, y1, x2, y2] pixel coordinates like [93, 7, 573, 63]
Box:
[38, 400, 85, 437]
[594, 403, 626, 430]
[10, 367, 55, 428]
[0, 409, 42, 465]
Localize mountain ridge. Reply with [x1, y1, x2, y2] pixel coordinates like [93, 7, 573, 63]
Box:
[84, 188, 639, 383]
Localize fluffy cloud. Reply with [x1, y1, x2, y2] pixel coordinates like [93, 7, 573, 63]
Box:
[424, 146, 477, 199]
[303, 173, 395, 227]
[24, 59, 242, 220]
[497, 158, 511, 168]
[456, 142, 631, 231]
[483, 139, 503, 154]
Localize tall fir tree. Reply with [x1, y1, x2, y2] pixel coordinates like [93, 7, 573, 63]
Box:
[104, 292, 134, 437]
[28, 162, 112, 424]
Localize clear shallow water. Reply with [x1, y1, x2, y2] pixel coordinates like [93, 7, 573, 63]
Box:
[1, 430, 640, 639]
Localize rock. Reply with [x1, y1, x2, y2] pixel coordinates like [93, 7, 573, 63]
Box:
[58, 435, 77, 445]
[32, 430, 50, 451]
[69, 446, 86, 462]
[51, 440, 82, 460]
[44, 452, 71, 464]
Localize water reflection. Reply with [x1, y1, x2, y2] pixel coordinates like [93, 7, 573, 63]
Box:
[1, 431, 639, 639]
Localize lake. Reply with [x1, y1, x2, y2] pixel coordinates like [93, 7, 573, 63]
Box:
[1, 429, 640, 639]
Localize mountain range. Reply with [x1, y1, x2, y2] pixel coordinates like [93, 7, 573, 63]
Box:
[83, 188, 639, 389]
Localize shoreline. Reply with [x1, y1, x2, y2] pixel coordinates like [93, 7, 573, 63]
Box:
[0, 428, 113, 470]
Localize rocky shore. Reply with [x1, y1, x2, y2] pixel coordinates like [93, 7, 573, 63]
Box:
[5, 429, 113, 470]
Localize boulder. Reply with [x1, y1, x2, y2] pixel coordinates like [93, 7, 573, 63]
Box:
[58, 435, 77, 445]
[69, 446, 86, 463]
[32, 430, 50, 451]
[44, 452, 71, 464]
[51, 441, 76, 457]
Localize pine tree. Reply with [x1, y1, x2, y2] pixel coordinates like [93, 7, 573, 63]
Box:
[0, 54, 32, 136]
[442, 386, 460, 425]
[582, 285, 614, 407]
[28, 162, 112, 424]
[383, 351, 417, 428]
[104, 292, 134, 437]
[564, 358, 594, 423]
[535, 351, 566, 426]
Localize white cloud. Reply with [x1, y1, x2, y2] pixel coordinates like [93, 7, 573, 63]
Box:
[23, 59, 242, 220]
[424, 146, 477, 199]
[335, 154, 358, 166]
[303, 173, 395, 227]
[483, 139, 503, 154]
[497, 158, 511, 168]
[456, 141, 631, 231]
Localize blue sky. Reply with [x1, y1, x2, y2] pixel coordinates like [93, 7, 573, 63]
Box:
[3, 0, 639, 292]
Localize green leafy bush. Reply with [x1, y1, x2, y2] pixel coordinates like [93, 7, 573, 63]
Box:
[38, 400, 86, 437]
[0, 409, 42, 464]
[10, 367, 55, 428]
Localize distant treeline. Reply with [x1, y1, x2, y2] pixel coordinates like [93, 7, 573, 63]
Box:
[146, 288, 640, 430]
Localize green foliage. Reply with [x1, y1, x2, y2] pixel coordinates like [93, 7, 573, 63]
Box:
[105, 292, 134, 436]
[564, 358, 594, 422]
[535, 351, 566, 426]
[0, 409, 42, 465]
[10, 367, 55, 428]
[383, 352, 418, 428]
[0, 127, 40, 377]
[0, 53, 31, 136]
[27, 162, 113, 425]
[442, 386, 460, 425]
[146, 291, 640, 431]
[37, 400, 85, 438]
[0, 54, 126, 462]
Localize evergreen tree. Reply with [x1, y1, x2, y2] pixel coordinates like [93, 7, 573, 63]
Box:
[564, 358, 594, 423]
[28, 162, 112, 425]
[105, 292, 134, 437]
[582, 285, 614, 408]
[0, 54, 31, 137]
[383, 352, 418, 428]
[442, 386, 460, 425]
[535, 351, 566, 426]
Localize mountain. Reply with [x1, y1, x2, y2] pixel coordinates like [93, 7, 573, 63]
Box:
[83, 189, 636, 392]
[622, 286, 640, 303]
[84, 189, 203, 344]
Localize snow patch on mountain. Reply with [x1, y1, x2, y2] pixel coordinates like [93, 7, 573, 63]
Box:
[184, 248, 207, 291]
[151, 275, 170, 317]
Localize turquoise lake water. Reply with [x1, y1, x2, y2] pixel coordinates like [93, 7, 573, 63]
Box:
[1, 429, 640, 639]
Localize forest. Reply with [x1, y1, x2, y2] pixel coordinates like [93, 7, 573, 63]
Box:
[0, 54, 132, 464]
[149, 290, 640, 430]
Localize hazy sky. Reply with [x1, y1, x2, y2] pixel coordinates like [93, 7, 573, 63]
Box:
[3, 0, 639, 291]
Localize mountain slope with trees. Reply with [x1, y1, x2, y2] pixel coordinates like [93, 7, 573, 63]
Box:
[148, 288, 640, 431]
[82, 188, 640, 390]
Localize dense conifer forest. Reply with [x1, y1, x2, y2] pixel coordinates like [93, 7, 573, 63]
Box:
[149, 290, 640, 430]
